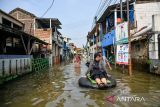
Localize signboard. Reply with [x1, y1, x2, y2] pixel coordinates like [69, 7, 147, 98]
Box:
[116, 44, 129, 65]
[116, 22, 128, 44]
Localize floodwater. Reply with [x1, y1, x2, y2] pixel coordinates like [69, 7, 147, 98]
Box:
[0, 61, 160, 107]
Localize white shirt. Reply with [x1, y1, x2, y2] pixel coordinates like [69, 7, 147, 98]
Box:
[102, 55, 108, 65]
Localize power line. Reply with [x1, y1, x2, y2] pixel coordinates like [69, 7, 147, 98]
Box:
[95, 0, 108, 17]
[90, 0, 120, 32]
[95, 0, 103, 16]
[91, 0, 116, 29]
[41, 0, 55, 17]
[96, 0, 111, 20]
[91, 0, 105, 30]
[97, 0, 118, 20]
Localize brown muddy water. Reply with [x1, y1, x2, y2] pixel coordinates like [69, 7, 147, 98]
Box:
[0, 62, 160, 107]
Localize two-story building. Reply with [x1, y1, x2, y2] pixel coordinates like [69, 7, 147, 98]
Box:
[9, 8, 63, 65]
[87, 0, 160, 73]
[0, 9, 49, 84]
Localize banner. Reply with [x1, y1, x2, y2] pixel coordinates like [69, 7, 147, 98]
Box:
[115, 22, 128, 44]
[116, 44, 128, 65]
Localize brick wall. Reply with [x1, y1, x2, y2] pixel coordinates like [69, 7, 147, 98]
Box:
[34, 28, 52, 50]
[9, 12, 18, 19]
[10, 10, 35, 35]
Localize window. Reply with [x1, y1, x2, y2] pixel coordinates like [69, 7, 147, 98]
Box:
[13, 38, 21, 47]
[6, 37, 12, 46]
[2, 18, 11, 27]
[13, 23, 22, 30]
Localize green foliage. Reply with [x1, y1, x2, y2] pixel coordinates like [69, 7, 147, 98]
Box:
[146, 59, 152, 65]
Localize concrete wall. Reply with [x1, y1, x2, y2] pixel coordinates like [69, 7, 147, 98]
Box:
[0, 55, 32, 83]
[135, 2, 160, 31]
[131, 40, 148, 59]
[131, 39, 149, 71]
[150, 59, 160, 74]
[149, 13, 160, 74]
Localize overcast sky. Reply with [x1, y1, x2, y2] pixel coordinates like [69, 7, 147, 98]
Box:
[0, 0, 100, 48]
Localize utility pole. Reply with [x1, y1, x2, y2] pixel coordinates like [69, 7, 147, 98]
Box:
[127, 0, 132, 75]
[114, 8, 117, 68]
[120, 0, 123, 21]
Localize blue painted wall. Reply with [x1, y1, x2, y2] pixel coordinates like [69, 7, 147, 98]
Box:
[102, 30, 115, 48]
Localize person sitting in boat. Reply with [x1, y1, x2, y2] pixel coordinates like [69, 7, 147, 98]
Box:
[86, 53, 108, 88]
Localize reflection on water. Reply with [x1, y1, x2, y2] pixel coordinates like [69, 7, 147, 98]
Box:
[0, 62, 160, 107]
[74, 67, 81, 76]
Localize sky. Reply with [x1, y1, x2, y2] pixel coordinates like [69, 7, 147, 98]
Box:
[0, 0, 100, 48]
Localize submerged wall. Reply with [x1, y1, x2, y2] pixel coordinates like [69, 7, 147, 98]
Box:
[150, 59, 160, 75]
[0, 55, 50, 84]
[0, 55, 32, 84]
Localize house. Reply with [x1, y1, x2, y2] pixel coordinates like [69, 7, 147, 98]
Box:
[9, 8, 63, 65]
[9, 8, 36, 35]
[0, 9, 49, 84]
[33, 18, 62, 65]
[87, 0, 160, 73]
[149, 14, 160, 74]
[87, 23, 101, 61]
[63, 37, 71, 62]
[130, 1, 160, 71]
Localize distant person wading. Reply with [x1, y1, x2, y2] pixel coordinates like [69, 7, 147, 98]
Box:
[73, 54, 81, 68]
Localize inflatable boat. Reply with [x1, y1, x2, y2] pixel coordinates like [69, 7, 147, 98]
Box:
[78, 74, 116, 89]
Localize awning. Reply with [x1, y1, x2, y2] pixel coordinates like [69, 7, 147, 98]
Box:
[131, 25, 152, 42]
[0, 23, 49, 45]
[102, 30, 115, 47]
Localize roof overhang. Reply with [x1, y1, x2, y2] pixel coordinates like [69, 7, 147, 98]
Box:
[36, 18, 62, 29]
[0, 23, 49, 45]
[0, 9, 24, 26]
[97, 0, 134, 23]
[131, 25, 152, 42]
[97, 4, 118, 23]
[87, 24, 98, 38]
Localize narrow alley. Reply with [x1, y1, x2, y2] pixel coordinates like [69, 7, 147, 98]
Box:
[1, 0, 160, 107]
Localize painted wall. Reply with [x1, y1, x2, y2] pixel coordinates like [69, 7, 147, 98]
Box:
[149, 14, 160, 74]
[135, 2, 160, 31]
[0, 55, 32, 83]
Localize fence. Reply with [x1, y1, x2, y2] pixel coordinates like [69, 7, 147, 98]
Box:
[32, 58, 49, 72]
[0, 55, 32, 84]
[0, 55, 50, 84]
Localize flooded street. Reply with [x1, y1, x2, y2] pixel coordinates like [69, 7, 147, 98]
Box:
[0, 61, 160, 107]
